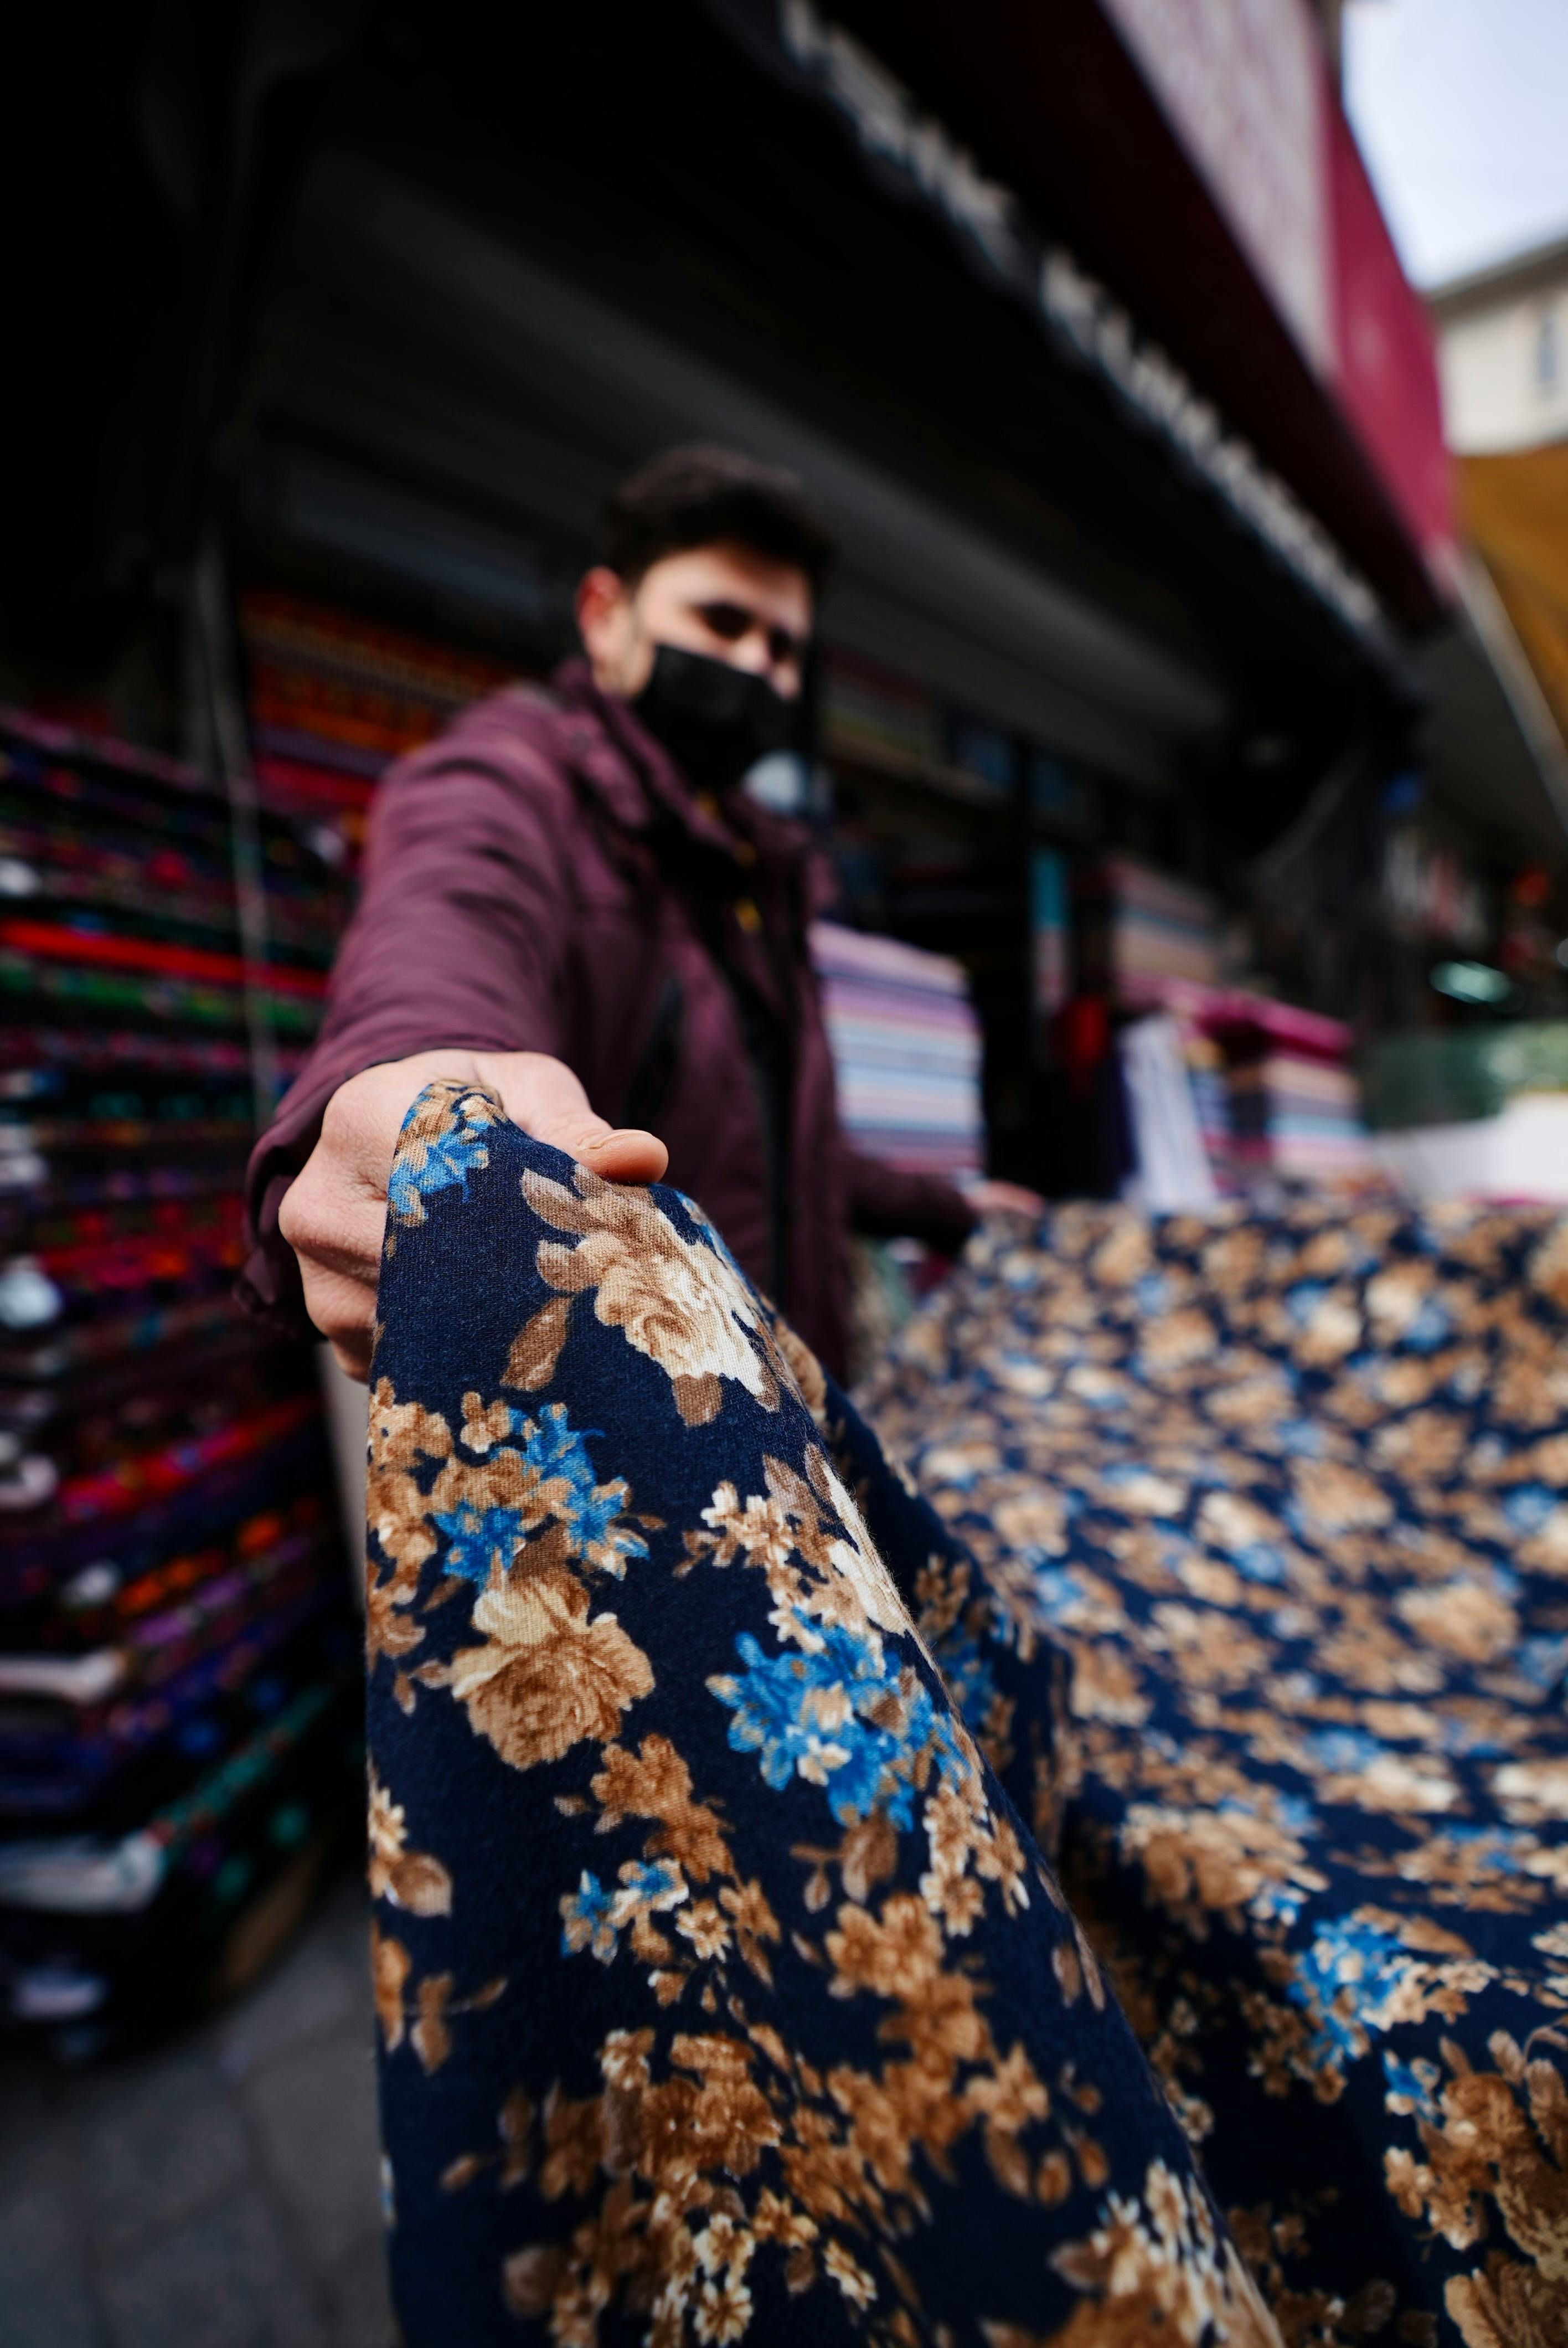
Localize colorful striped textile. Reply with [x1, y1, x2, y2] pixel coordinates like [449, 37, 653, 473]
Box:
[811, 919, 985, 1180]
[0, 707, 357, 2056]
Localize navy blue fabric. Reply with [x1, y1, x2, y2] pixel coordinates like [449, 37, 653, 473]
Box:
[864, 1201, 1568, 2348]
[366, 1083, 1273, 2347]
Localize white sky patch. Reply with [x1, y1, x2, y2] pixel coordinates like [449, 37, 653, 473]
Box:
[1343, 0, 1568, 287]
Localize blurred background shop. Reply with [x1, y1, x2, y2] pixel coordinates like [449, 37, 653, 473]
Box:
[2, 0, 1568, 2330]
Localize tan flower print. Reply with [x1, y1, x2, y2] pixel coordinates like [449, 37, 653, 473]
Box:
[447, 1567, 653, 1771]
[523, 1162, 780, 1424]
[367, 1773, 453, 1916]
[1046, 2159, 1279, 2345]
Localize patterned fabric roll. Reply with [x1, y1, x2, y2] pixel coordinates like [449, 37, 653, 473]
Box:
[366, 1081, 1276, 2348]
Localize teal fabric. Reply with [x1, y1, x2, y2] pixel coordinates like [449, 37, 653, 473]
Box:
[366, 1083, 1273, 2347]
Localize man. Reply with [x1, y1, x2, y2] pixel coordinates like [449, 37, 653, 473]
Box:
[240, 445, 1037, 1382]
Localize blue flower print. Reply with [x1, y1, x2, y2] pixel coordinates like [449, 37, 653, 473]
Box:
[1402, 1296, 1452, 1353]
[1503, 1485, 1557, 1533]
[1298, 1727, 1387, 1776]
[432, 1501, 530, 1588]
[387, 1093, 494, 1223]
[928, 1621, 1000, 1736]
[1382, 2052, 1440, 2120]
[1285, 1282, 1330, 1329]
[435, 1404, 647, 1584]
[518, 1405, 647, 1574]
[1515, 1634, 1568, 1691]
[1029, 1567, 1094, 1624]
[560, 1871, 620, 1963]
[709, 1616, 967, 1829]
[559, 1858, 686, 1964]
[1289, 1912, 1418, 2068]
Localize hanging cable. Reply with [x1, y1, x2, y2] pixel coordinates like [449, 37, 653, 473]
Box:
[195, 531, 279, 1130]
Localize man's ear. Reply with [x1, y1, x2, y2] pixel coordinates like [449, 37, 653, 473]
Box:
[575, 565, 630, 660]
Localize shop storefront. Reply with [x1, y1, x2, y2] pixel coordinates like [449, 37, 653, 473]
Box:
[150, 0, 1501, 1201]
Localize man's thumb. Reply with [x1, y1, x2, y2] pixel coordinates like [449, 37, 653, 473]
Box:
[485, 1053, 669, 1185]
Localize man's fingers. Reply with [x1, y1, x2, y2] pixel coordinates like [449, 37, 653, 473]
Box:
[296, 1257, 378, 1355]
[969, 1178, 1046, 1219]
[277, 1188, 385, 1285]
[328, 1331, 374, 1382]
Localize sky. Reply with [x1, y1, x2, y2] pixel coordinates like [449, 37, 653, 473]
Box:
[1342, 0, 1568, 289]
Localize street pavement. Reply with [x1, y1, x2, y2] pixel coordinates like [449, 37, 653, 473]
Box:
[0, 1863, 391, 2348]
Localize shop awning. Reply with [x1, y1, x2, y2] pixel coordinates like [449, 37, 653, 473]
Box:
[716, 0, 1453, 635]
[1458, 441, 1568, 750]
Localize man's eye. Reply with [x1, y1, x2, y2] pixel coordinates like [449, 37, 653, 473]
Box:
[695, 603, 753, 640]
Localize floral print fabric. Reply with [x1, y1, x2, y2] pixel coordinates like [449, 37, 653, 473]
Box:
[863, 1200, 1568, 2348]
[366, 1084, 1275, 2347]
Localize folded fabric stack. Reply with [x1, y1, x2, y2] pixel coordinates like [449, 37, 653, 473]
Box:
[818, 645, 942, 775]
[863, 1196, 1568, 2339]
[1184, 1025, 1236, 1178]
[0, 708, 359, 2057]
[1123, 985, 1373, 1198]
[1229, 1049, 1371, 1180]
[1030, 845, 1072, 1018]
[239, 589, 514, 866]
[1080, 854, 1223, 999]
[1117, 1012, 1222, 1212]
[809, 918, 984, 1180]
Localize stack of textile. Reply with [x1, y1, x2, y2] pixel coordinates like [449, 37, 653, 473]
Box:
[818, 645, 941, 775]
[239, 589, 513, 867]
[862, 1196, 1568, 2341]
[1124, 987, 1373, 1197]
[1184, 1027, 1236, 1179]
[0, 708, 359, 2056]
[810, 919, 984, 1180]
[1229, 1049, 1371, 1181]
[1030, 846, 1072, 1018]
[1079, 856, 1222, 998]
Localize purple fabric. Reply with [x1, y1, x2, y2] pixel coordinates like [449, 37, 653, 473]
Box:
[239, 662, 976, 1377]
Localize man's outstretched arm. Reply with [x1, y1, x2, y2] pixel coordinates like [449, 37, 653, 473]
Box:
[238, 725, 663, 1372]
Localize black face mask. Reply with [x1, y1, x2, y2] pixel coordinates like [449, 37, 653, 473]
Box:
[630, 644, 793, 791]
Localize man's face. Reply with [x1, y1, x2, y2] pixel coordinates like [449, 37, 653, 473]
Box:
[576, 540, 812, 703]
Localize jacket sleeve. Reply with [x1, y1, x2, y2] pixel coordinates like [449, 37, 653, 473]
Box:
[845, 1150, 978, 1256]
[237, 734, 573, 1338]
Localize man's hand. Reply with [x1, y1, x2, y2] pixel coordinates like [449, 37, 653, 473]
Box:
[277, 1050, 668, 1381]
[968, 1178, 1046, 1221]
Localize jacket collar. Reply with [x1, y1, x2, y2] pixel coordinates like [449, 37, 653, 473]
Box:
[549, 658, 806, 876]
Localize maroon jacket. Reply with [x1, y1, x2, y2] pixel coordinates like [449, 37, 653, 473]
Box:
[239, 662, 976, 1378]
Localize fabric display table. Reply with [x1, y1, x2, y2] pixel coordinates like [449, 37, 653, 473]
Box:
[864, 1197, 1568, 2347]
[0, 708, 360, 2056]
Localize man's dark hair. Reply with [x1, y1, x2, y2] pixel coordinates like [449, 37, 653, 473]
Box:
[602, 444, 834, 592]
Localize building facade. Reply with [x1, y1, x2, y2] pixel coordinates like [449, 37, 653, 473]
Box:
[1431, 233, 1568, 456]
